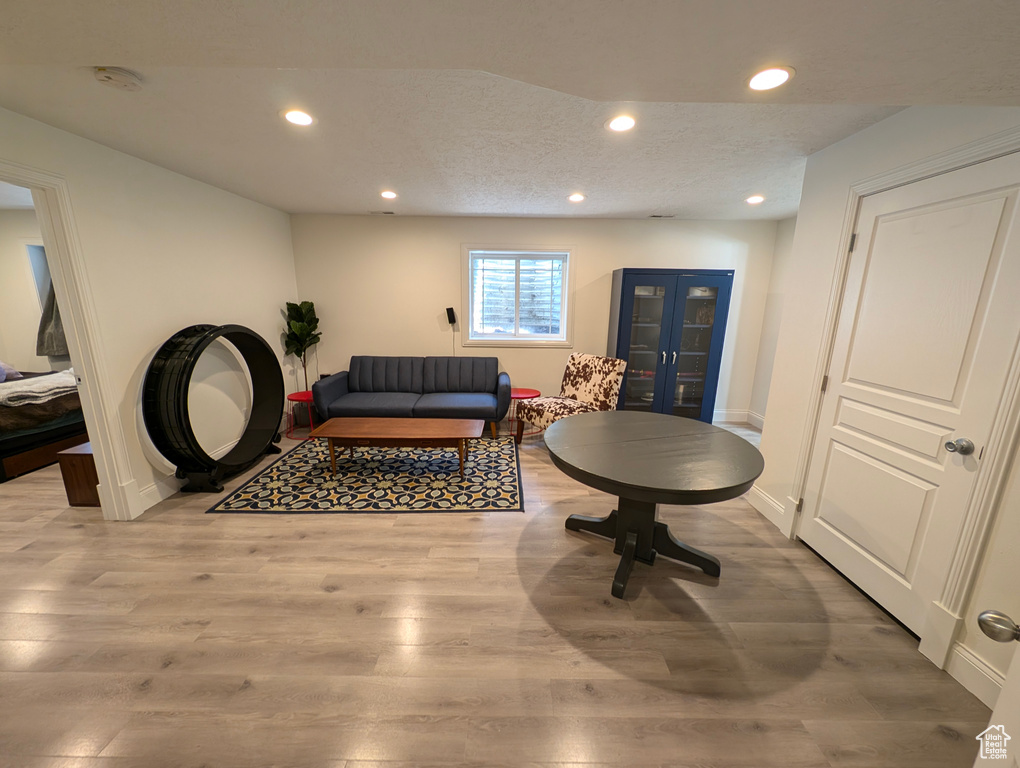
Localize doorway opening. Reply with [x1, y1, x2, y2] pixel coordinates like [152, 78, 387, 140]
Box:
[0, 180, 92, 486]
[0, 163, 132, 520]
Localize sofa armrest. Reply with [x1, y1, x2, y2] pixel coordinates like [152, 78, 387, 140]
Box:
[495, 371, 512, 421]
[311, 371, 349, 419]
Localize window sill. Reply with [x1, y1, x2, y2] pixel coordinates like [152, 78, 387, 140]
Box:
[462, 338, 573, 349]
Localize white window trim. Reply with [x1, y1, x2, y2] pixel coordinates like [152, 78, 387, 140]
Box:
[461, 244, 575, 348]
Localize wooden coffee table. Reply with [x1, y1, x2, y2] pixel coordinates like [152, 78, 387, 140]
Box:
[308, 417, 484, 479]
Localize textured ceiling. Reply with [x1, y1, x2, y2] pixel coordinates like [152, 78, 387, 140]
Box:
[1, 1, 1017, 218]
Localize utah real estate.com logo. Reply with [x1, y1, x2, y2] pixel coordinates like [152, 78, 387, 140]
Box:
[977, 725, 1011, 760]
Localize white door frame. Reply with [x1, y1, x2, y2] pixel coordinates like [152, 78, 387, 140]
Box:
[785, 125, 1020, 669]
[1, 158, 135, 520]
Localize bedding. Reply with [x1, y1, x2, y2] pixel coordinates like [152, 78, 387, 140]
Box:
[0, 369, 86, 482]
[0, 369, 77, 406]
[0, 370, 80, 433]
[1, 410, 86, 449]
[0, 359, 24, 382]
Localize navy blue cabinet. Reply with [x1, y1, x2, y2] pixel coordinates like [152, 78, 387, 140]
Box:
[607, 268, 733, 422]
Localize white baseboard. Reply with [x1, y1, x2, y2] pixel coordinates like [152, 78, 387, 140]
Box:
[747, 485, 791, 536]
[746, 410, 765, 430]
[714, 409, 750, 424]
[919, 602, 964, 667]
[137, 473, 180, 514]
[945, 642, 1004, 708]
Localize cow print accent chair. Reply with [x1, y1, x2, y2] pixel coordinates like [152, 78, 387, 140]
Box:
[515, 352, 627, 444]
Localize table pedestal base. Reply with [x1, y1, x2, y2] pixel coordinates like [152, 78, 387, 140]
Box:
[565, 497, 720, 598]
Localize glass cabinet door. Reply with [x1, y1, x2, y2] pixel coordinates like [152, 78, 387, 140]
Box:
[611, 269, 732, 422]
[669, 285, 719, 418]
[622, 282, 671, 411]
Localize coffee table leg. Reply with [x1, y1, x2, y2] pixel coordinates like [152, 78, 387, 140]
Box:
[328, 439, 336, 475]
[458, 439, 465, 479]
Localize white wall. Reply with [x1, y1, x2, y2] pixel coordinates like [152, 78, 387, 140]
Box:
[752, 105, 1020, 698]
[747, 216, 796, 428]
[0, 208, 51, 372]
[290, 215, 778, 419]
[0, 106, 299, 515]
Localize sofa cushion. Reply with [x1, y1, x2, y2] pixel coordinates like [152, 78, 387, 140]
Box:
[325, 392, 421, 418]
[412, 392, 498, 420]
[348, 356, 424, 393]
[423, 357, 498, 394]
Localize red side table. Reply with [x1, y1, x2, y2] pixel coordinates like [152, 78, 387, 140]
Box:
[509, 387, 541, 437]
[286, 390, 316, 439]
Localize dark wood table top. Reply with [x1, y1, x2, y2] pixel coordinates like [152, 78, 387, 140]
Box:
[544, 410, 764, 506]
[309, 417, 483, 440]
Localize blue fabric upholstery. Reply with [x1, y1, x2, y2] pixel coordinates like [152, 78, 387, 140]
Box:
[313, 371, 348, 419]
[348, 356, 423, 393]
[413, 392, 498, 419]
[495, 371, 511, 422]
[325, 392, 421, 418]
[424, 357, 497, 393]
[311, 355, 511, 423]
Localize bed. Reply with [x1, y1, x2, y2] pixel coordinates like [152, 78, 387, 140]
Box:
[0, 368, 88, 483]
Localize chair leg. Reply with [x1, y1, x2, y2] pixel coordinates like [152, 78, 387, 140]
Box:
[515, 418, 524, 444]
[490, 422, 497, 439]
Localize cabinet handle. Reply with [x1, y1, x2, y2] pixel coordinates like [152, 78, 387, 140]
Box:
[661, 351, 666, 364]
[671, 351, 677, 365]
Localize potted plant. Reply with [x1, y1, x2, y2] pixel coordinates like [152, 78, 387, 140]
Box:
[284, 300, 322, 391]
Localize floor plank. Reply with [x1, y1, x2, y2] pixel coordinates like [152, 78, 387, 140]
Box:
[0, 428, 990, 766]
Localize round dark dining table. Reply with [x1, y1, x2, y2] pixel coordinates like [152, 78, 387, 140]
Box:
[544, 410, 765, 598]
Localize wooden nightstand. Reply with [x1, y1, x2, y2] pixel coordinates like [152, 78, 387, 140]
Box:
[57, 442, 100, 507]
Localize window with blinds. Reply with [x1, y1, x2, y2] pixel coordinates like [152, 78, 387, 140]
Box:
[465, 249, 571, 345]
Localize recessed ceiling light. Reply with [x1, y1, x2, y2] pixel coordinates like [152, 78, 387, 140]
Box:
[568, 193, 585, 203]
[380, 190, 398, 199]
[746, 195, 766, 205]
[748, 67, 795, 91]
[284, 110, 314, 126]
[606, 115, 636, 132]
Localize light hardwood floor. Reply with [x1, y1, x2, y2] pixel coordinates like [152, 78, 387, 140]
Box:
[0, 429, 989, 767]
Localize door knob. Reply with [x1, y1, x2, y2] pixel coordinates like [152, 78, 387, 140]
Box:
[978, 610, 1020, 643]
[945, 437, 975, 455]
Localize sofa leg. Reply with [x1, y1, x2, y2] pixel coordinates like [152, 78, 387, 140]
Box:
[490, 422, 497, 439]
[515, 418, 524, 445]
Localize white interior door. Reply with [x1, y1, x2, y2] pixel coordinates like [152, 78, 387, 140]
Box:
[797, 152, 1020, 636]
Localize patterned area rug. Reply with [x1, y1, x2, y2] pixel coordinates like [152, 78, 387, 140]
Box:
[208, 436, 523, 513]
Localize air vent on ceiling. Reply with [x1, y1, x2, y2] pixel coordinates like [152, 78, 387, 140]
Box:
[369, 211, 396, 215]
[649, 214, 675, 219]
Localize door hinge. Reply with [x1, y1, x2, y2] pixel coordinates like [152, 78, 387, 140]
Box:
[849, 233, 857, 252]
[796, 498, 804, 513]
[821, 374, 829, 394]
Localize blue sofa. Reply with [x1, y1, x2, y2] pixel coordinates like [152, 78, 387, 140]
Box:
[312, 356, 511, 437]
